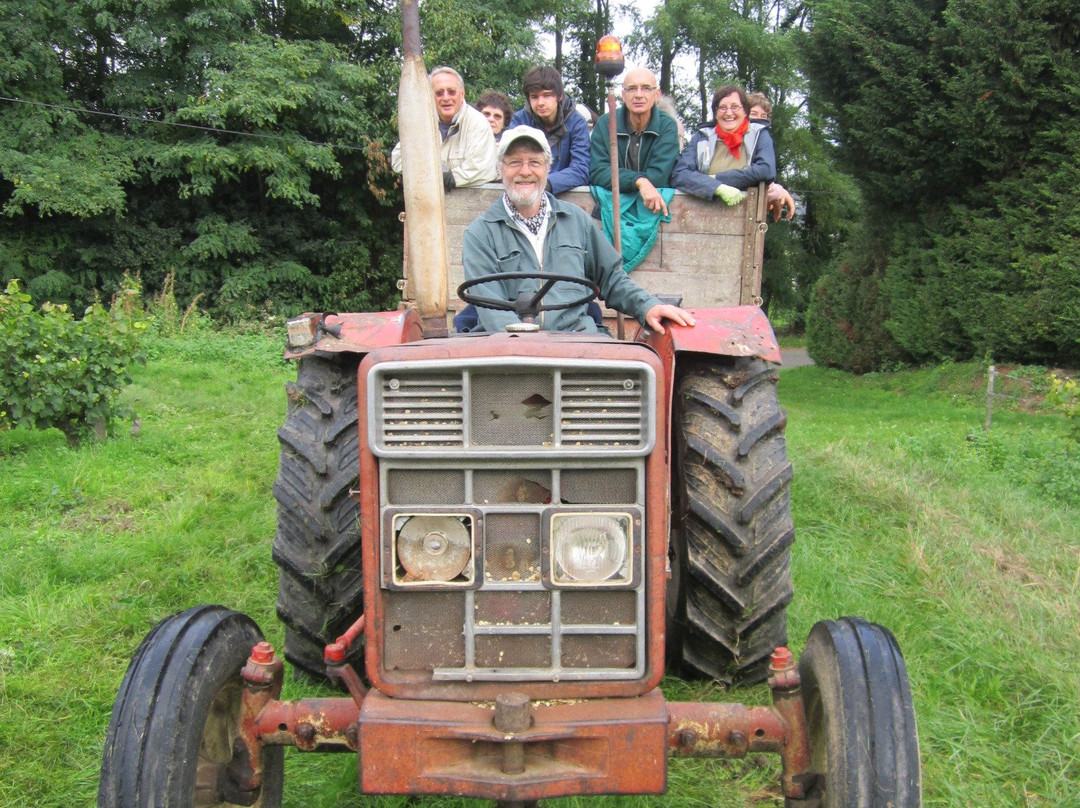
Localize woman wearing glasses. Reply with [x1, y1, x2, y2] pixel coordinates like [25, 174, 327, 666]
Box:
[671, 85, 776, 202]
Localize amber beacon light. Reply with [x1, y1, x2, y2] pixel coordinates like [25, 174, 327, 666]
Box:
[594, 35, 625, 79]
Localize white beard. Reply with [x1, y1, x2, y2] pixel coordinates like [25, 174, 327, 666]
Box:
[505, 181, 544, 211]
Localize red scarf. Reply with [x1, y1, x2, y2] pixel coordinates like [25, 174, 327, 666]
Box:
[716, 117, 749, 159]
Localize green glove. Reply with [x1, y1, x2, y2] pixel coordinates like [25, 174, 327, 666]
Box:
[714, 183, 745, 206]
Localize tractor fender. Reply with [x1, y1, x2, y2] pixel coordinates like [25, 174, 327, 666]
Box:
[284, 309, 425, 360]
[639, 306, 781, 427]
[658, 305, 781, 363]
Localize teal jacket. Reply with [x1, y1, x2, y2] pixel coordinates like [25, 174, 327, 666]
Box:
[589, 106, 680, 192]
[590, 185, 675, 273]
[461, 194, 662, 333]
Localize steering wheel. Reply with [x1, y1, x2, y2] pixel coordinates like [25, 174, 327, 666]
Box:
[457, 272, 599, 323]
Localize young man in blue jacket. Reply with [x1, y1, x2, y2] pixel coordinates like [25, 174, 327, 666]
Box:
[507, 66, 591, 195]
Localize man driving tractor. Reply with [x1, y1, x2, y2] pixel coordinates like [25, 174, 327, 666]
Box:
[460, 125, 695, 334]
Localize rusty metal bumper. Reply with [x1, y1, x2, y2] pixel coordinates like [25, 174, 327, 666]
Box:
[358, 688, 669, 801]
[245, 646, 812, 802]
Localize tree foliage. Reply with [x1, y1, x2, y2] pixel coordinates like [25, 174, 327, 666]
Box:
[536, 0, 615, 112]
[0, 0, 545, 319]
[805, 234, 908, 372]
[627, 0, 800, 122]
[802, 0, 1080, 368]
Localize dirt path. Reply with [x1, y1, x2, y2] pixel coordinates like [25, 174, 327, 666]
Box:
[780, 348, 814, 369]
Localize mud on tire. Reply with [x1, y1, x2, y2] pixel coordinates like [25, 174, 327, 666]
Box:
[791, 617, 922, 807]
[272, 355, 363, 680]
[667, 356, 794, 686]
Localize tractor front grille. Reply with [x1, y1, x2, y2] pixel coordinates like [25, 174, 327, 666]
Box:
[368, 357, 655, 683]
[380, 374, 464, 447]
[371, 359, 651, 455]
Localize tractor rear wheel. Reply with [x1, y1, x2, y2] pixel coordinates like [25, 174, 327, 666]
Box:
[272, 354, 363, 680]
[667, 356, 794, 685]
[789, 617, 922, 807]
[99, 605, 284, 808]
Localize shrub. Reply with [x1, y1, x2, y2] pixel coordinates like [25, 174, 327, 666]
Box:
[0, 278, 147, 444]
[1047, 373, 1080, 439]
[805, 243, 907, 373]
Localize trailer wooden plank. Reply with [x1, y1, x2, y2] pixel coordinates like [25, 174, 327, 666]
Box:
[402, 184, 766, 313]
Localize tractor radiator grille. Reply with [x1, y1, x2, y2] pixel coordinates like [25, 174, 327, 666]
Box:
[380, 375, 465, 447]
[370, 359, 654, 455]
[370, 356, 656, 684]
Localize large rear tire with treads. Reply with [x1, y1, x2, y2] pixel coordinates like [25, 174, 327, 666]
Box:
[272, 355, 363, 680]
[667, 356, 794, 685]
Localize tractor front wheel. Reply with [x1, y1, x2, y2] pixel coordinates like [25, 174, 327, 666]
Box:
[790, 617, 922, 807]
[98, 605, 284, 808]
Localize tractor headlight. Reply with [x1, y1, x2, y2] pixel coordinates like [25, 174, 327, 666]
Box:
[390, 512, 476, 586]
[548, 512, 634, 586]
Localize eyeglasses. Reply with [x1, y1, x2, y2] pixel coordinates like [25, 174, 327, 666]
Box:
[623, 85, 656, 94]
[716, 105, 745, 115]
[502, 159, 547, 171]
[433, 88, 459, 98]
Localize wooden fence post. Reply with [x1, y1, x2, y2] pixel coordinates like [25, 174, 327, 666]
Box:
[985, 365, 995, 431]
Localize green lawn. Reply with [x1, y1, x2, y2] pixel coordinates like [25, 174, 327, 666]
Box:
[1, 333, 1076, 808]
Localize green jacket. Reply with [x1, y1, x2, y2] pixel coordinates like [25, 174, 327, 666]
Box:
[589, 106, 680, 192]
[461, 193, 662, 333]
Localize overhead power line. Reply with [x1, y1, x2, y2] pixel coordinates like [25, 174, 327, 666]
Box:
[0, 94, 366, 153]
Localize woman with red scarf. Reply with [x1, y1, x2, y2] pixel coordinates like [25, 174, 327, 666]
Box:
[671, 84, 776, 201]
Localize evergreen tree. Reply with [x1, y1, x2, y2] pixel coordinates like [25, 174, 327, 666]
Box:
[803, 0, 1080, 367]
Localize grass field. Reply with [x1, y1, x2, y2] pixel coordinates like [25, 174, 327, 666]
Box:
[1, 331, 1077, 808]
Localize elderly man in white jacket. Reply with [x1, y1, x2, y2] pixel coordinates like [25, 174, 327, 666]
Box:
[392, 66, 498, 189]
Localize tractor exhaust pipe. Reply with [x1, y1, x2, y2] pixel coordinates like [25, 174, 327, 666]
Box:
[398, 0, 449, 335]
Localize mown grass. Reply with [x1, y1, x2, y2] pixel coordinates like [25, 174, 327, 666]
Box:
[1, 335, 1077, 808]
[781, 366, 1079, 807]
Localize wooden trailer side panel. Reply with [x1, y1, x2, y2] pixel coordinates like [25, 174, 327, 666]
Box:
[402, 184, 767, 316]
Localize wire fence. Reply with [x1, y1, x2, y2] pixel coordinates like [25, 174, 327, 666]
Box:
[984, 365, 1054, 430]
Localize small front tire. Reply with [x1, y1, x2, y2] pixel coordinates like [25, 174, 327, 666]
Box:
[98, 605, 284, 808]
[791, 617, 922, 808]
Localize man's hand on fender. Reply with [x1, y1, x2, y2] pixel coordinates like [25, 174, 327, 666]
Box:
[644, 304, 695, 335]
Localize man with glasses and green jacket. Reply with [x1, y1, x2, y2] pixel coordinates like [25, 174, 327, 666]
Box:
[460, 127, 694, 335]
[588, 68, 680, 218]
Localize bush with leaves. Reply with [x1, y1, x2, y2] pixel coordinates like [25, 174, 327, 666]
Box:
[0, 278, 147, 443]
[1047, 373, 1080, 438]
[805, 238, 907, 373]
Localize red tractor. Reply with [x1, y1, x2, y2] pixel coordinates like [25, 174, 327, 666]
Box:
[97, 6, 921, 807]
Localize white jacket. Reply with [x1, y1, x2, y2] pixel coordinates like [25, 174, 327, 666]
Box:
[392, 103, 498, 188]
